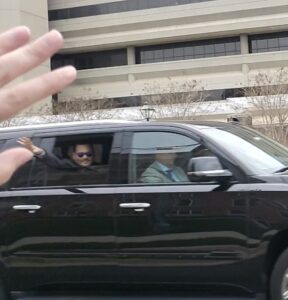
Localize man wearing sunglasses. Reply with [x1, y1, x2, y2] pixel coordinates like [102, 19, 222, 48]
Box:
[18, 137, 94, 169]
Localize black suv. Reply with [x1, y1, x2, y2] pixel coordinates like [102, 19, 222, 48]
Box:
[1, 120, 288, 300]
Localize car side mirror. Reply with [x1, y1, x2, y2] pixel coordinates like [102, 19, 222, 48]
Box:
[187, 156, 232, 182]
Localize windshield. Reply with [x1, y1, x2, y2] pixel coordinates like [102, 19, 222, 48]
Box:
[200, 125, 288, 174]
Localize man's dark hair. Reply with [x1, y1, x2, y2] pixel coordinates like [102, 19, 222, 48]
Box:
[72, 144, 93, 153]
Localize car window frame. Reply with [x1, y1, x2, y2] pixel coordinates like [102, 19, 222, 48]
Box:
[8, 129, 124, 190]
[120, 126, 242, 186]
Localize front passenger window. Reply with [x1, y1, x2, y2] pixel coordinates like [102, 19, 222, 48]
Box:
[129, 131, 217, 184]
[128, 131, 230, 185]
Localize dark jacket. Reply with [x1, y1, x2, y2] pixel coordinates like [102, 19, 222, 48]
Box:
[38, 150, 82, 170]
[36, 151, 108, 185]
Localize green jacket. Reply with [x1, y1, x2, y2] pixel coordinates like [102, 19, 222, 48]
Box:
[140, 161, 189, 184]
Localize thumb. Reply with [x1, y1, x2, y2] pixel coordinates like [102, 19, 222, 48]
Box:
[0, 148, 33, 185]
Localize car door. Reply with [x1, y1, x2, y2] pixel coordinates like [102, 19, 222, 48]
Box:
[2, 130, 122, 292]
[116, 128, 250, 288]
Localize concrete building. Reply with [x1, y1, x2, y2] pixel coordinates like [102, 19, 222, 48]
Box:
[1, 0, 288, 119]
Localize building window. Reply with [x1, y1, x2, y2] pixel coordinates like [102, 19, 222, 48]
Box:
[48, 0, 215, 21]
[249, 32, 288, 53]
[51, 49, 127, 70]
[136, 37, 241, 64]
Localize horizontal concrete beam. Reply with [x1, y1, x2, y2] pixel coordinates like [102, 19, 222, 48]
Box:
[58, 13, 288, 52]
[74, 51, 288, 83]
[48, 0, 126, 10]
[57, 51, 288, 101]
[53, 0, 288, 33]
[49, 0, 288, 53]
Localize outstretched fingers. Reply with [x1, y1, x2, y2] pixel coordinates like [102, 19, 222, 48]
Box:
[0, 30, 64, 88]
[0, 26, 31, 56]
[0, 148, 33, 185]
[0, 26, 77, 186]
[0, 66, 77, 120]
[18, 137, 30, 144]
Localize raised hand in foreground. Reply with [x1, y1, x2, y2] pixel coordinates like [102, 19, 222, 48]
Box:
[0, 26, 77, 185]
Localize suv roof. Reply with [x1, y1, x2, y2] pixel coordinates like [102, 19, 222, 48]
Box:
[0, 119, 241, 134]
[0, 119, 139, 133]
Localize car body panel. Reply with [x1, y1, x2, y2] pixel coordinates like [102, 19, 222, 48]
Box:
[0, 121, 287, 296]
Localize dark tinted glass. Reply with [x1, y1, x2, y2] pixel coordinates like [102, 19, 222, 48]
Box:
[48, 0, 215, 21]
[136, 37, 240, 64]
[112, 96, 142, 108]
[214, 43, 225, 54]
[27, 135, 113, 187]
[249, 31, 288, 53]
[203, 126, 288, 174]
[129, 131, 222, 184]
[51, 49, 127, 70]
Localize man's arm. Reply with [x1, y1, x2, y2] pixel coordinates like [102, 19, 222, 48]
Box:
[18, 137, 76, 169]
[0, 27, 76, 185]
[40, 151, 77, 169]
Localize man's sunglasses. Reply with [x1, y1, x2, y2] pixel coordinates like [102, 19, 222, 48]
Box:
[75, 152, 93, 158]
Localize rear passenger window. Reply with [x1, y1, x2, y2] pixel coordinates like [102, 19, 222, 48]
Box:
[9, 133, 115, 188]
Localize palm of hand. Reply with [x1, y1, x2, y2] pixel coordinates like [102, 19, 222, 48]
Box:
[0, 26, 76, 185]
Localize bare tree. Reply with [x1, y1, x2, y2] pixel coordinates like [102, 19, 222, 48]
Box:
[0, 118, 19, 128]
[243, 68, 288, 144]
[52, 96, 116, 122]
[142, 79, 210, 120]
[0, 95, 116, 127]
[0, 101, 52, 127]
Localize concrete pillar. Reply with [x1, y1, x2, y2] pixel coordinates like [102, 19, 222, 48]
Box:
[240, 34, 250, 79]
[240, 34, 249, 55]
[127, 46, 136, 83]
[127, 46, 136, 65]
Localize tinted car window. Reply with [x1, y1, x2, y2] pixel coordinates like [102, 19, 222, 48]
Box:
[10, 134, 114, 188]
[201, 125, 288, 174]
[45, 134, 113, 187]
[129, 131, 220, 184]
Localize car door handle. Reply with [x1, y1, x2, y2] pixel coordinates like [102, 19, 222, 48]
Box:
[12, 205, 41, 213]
[119, 203, 150, 209]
